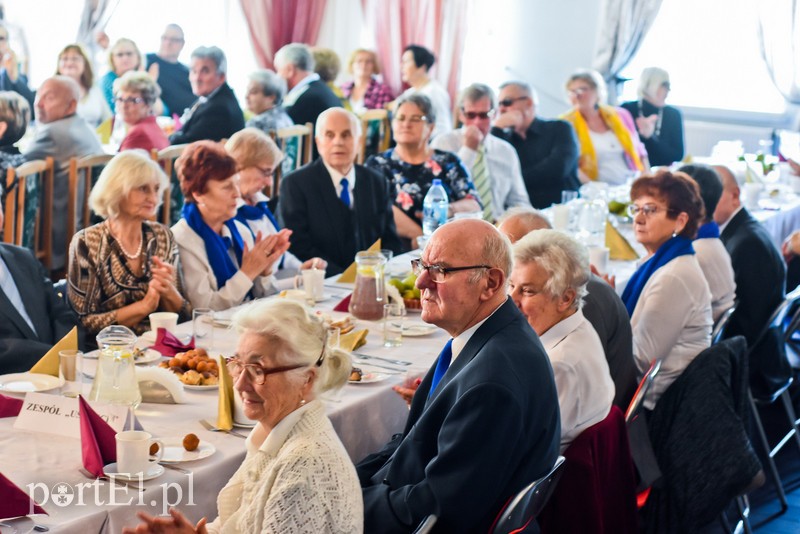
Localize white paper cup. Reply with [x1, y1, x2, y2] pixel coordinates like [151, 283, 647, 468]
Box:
[588, 246, 610, 274]
[742, 182, 762, 211]
[149, 312, 178, 334]
[116, 430, 163, 474]
[552, 204, 571, 231]
[294, 269, 326, 301]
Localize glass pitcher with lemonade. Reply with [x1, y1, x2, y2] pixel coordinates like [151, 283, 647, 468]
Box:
[349, 251, 387, 321]
[89, 325, 142, 412]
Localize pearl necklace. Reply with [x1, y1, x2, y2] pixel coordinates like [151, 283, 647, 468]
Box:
[108, 222, 142, 260]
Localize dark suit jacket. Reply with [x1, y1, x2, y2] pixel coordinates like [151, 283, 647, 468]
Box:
[720, 208, 788, 397]
[284, 79, 342, 158]
[491, 118, 580, 209]
[0, 244, 78, 374]
[277, 159, 401, 276]
[583, 274, 637, 409]
[357, 299, 561, 533]
[169, 83, 244, 144]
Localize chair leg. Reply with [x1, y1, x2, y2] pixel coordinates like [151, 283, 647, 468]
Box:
[779, 390, 800, 454]
[736, 495, 753, 534]
[749, 395, 788, 512]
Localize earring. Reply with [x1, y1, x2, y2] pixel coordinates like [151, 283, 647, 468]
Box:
[672, 230, 678, 238]
[299, 398, 306, 407]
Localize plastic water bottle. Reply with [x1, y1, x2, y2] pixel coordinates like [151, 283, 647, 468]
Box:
[422, 179, 449, 236]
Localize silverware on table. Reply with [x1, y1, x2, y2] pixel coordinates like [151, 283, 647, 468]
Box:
[350, 358, 405, 373]
[352, 353, 411, 366]
[160, 463, 192, 475]
[198, 419, 248, 438]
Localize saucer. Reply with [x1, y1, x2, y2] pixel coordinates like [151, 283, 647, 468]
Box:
[0, 372, 63, 394]
[103, 462, 164, 481]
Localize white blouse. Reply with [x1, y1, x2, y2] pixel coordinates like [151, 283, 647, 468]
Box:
[693, 237, 736, 322]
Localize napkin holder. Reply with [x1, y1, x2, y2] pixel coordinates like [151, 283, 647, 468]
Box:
[136, 367, 185, 404]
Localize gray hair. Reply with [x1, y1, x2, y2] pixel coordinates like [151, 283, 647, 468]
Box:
[498, 80, 540, 106]
[315, 107, 362, 139]
[113, 70, 161, 106]
[566, 69, 608, 104]
[191, 46, 227, 75]
[472, 222, 513, 283]
[496, 206, 551, 232]
[89, 150, 168, 219]
[638, 67, 670, 100]
[0, 91, 29, 144]
[232, 299, 351, 394]
[394, 93, 435, 125]
[248, 69, 287, 105]
[458, 83, 495, 109]
[274, 43, 314, 72]
[512, 229, 589, 311]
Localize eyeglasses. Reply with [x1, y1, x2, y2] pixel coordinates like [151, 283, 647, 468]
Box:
[627, 204, 674, 218]
[226, 358, 307, 386]
[410, 259, 491, 283]
[393, 114, 428, 124]
[567, 87, 592, 97]
[497, 96, 529, 108]
[462, 110, 494, 120]
[0, 36, 7, 42]
[115, 96, 145, 105]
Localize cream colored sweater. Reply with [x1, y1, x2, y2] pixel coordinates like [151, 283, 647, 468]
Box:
[206, 400, 363, 533]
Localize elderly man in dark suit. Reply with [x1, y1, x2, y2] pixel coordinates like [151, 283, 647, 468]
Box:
[169, 46, 244, 144]
[357, 219, 560, 533]
[0, 200, 77, 374]
[714, 165, 788, 397]
[278, 108, 401, 276]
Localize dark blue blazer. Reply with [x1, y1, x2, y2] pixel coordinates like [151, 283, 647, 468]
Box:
[358, 298, 561, 533]
[169, 82, 244, 144]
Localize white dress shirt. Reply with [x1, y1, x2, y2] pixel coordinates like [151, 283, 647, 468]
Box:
[283, 73, 321, 107]
[323, 161, 356, 209]
[431, 128, 531, 219]
[539, 309, 614, 451]
[693, 238, 736, 321]
[402, 79, 452, 138]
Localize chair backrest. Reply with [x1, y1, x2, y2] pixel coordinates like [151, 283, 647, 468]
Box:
[625, 358, 662, 424]
[153, 144, 188, 226]
[66, 153, 113, 259]
[712, 305, 737, 345]
[271, 123, 312, 197]
[412, 515, 437, 534]
[357, 109, 391, 164]
[490, 456, 566, 534]
[625, 359, 664, 494]
[3, 158, 54, 270]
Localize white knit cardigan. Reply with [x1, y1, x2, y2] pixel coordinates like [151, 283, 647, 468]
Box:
[205, 400, 363, 533]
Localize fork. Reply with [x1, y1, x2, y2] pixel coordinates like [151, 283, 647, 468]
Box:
[199, 418, 248, 438]
[352, 353, 411, 367]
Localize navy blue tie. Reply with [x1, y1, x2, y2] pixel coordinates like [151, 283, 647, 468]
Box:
[340, 178, 351, 208]
[429, 339, 453, 397]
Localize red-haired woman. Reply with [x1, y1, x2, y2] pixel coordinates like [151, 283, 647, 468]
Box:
[171, 141, 291, 310]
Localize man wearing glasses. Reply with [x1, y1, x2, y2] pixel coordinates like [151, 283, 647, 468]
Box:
[431, 83, 531, 222]
[491, 81, 580, 209]
[145, 24, 195, 118]
[358, 218, 560, 533]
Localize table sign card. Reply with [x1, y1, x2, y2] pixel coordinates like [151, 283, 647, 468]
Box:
[13, 393, 129, 438]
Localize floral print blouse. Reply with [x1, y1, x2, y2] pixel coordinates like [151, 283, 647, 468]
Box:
[364, 148, 479, 225]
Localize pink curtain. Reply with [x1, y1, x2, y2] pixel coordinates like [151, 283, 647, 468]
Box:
[239, 0, 329, 70]
[366, 0, 469, 103]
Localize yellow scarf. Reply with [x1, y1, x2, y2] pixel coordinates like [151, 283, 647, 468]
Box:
[562, 105, 644, 181]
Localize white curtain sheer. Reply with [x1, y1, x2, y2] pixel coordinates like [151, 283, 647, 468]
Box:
[756, 0, 800, 104]
[592, 0, 663, 103]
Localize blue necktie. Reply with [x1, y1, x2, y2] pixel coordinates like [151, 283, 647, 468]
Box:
[429, 339, 453, 397]
[340, 178, 351, 208]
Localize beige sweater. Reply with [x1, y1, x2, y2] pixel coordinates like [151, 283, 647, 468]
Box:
[206, 400, 363, 533]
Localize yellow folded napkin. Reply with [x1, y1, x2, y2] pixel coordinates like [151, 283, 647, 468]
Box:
[30, 327, 78, 377]
[96, 118, 113, 144]
[337, 239, 382, 283]
[340, 329, 369, 352]
[606, 221, 639, 261]
[217, 355, 233, 431]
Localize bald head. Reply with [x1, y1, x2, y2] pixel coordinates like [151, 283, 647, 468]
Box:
[35, 76, 79, 124]
[497, 207, 551, 243]
[712, 165, 741, 225]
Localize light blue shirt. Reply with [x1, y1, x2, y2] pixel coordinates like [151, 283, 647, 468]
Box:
[0, 253, 37, 335]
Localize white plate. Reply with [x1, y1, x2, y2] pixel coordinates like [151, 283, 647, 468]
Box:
[139, 331, 157, 344]
[159, 438, 216, 463]
[349, 372, 389, 384]
[83, 349, 161, 365]
[388, 321, 439, 336]
[0, 373, 63, 393]
[103, 462, 164, 481]
[183, 383, 219, 391]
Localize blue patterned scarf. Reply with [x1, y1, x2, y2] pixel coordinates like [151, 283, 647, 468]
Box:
[621, 236, 695, 316]
[183, 202, 245, 289]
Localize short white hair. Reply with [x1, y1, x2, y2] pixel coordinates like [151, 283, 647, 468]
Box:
[89, 150, 168, 219]
[315, 107, 362, 140]
[638, 67, 670, 100]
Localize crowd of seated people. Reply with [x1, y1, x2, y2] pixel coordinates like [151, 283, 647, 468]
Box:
[3, 24, 800, 533]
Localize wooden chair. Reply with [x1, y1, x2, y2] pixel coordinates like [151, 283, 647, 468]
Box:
[3, 158, 54, 270]
[152, 144, 188, 226]
[357, 109, 391, 164]
[271, 123, 312, 198]
[66, 153, 113, 259]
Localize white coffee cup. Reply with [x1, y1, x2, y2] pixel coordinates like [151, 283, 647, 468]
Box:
[552, 204, 571, 231]
[742, 182, 762, 211]
[116, 430, 164, 475]
[149, 312, 178, 334]
[588, 246, 610, 274]
[294, 269, 326, 301]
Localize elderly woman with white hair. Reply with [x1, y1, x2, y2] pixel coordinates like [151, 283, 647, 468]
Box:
[244, 69, 293, 134]
[509, 229, 614, 450]
[621, 67, 684, 167]
[68, 150, 190, 336]
[124, 299, 363, 534]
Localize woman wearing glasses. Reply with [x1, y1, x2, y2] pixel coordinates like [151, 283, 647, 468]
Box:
[124, 299, 362, 534]
[101, 38, 143, 114]
[114, 71, 169, 152]
[561, 69, 648, 185]
[365, 93, 479, 250]
[623, 170, 711, 409]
